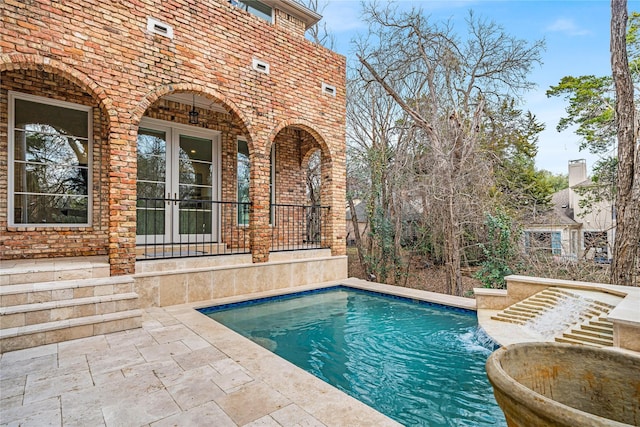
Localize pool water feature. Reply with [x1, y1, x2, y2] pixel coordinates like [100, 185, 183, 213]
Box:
[522, 292, 592, 340]
[199, 286, 506, 426]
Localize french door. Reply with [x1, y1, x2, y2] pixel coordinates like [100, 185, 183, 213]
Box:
[136, 118, 220, 245]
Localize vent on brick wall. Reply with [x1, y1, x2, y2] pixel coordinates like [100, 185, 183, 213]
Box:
[252, 58, 270, 74]
[322, 83, 336, 97]
[147, 17, 174, 39]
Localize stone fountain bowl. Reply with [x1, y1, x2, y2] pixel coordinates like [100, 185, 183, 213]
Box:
[486, 342, 640, 427]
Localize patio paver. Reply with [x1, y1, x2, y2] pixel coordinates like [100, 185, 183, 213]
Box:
[1, 300, 400, 427]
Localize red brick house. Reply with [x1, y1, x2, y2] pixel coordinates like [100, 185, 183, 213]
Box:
[0, 0, 347, 350]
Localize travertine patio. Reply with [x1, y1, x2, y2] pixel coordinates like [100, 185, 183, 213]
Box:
[1, 280, 413, 427]
[3, 273, 639, 426]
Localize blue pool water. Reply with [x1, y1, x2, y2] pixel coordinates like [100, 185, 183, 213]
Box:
[199, 286, 506, 426]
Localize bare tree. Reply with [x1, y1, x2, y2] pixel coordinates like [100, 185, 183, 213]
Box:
[346, 72, 411, 283]
[306, 149, 321, 206]
[355, 4, 544, 295]
[610, 0, 640, 285]
[299, 0, 335, 49]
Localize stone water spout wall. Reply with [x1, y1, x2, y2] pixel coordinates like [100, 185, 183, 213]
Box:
[490, 287, 616, 346]
[474, 275, 640, 352]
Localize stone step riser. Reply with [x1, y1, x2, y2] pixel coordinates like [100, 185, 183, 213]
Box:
[1, 284, 134, 306]
[590, 320, 614, 328]
[1, 277, 135, 307]
[504, 307, 539, 315]
[555, 337, 604, 348]
[1, 293, 139, 330]
[0, 310, 143, 353]
[501, 310, 537, 318]
[497, 309, 595, 324]
[569, 328, 613, 339]
[582, 324, 613, 334]
[490, 316, 525, 325]
[0, 261, 110, 286]
[561, 333, 613, 346]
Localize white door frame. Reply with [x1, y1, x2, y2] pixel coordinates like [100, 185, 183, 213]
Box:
[137, 117, 221, 245]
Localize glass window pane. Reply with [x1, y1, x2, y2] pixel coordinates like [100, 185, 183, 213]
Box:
[14, 194, 88, 224]
[237, 140, 250, 225]
[15, 99, 88, 137]
[551, 232, 562, 255]
[238, 203, 250, 226]
[179, 160, 213, 186]
[237, 0, 272, 22]
[136, 182, 166, 202]
[179, 135, 212, 162]
[138, 129, 167, 156]
[14, 129, 89, 166]
[138, 155, 166, 182]
[136, 207, 165, 235]
[179, 209, 212, 234]
[238, 140, 249, 157]
[179, 184, 212, 201]
[137, 129, 166, 182]
[14, 163, 88, 195]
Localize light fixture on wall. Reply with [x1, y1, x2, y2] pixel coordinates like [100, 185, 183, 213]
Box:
[189, 94, 199, 125]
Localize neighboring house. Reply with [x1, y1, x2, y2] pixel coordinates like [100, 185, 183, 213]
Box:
[1, 0, 346, 350]
[523, 159, 615, 261]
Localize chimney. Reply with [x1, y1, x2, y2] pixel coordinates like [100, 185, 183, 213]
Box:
[568, 159, 587, 187]
[568, 159, 587, 213]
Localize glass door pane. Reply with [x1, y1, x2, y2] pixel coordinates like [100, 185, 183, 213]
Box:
[136, 128, 168, 242]
[175, 134, 216, 241]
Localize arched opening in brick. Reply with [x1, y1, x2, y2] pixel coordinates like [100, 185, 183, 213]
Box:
[1, 67, 113, 260]
[269, 126, 332, 252]
[134, 89, 254, 259]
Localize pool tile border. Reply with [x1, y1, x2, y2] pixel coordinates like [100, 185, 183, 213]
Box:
[197, 283, 477, 315]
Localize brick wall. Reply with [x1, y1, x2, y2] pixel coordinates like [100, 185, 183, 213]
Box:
[0, 0, 346, 274]
[273, 9, 306, 38]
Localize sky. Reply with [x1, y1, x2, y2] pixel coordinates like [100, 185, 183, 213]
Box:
[318, 0, 639, 175]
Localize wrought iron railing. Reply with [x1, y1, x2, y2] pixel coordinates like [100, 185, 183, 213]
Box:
[136, 198, 330, 259]
[270, 203, 330, 252]
[136, 197, 250, 260]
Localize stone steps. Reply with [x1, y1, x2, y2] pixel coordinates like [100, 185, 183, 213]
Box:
[556, 317, 614, 348]
[569, 325, 613, 339]
[1, 292, 139, 327]
[1, 260, 141, 353]
[0, 309, 143, 348]
[492, 288, 614, 326]
[491, 287, 615, 348]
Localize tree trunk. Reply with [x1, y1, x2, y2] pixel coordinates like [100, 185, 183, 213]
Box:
[610, 0, 639, 286]
[347, 196, 369, 279]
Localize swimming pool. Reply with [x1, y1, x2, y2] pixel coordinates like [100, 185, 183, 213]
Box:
[199, 286, 506, 426]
